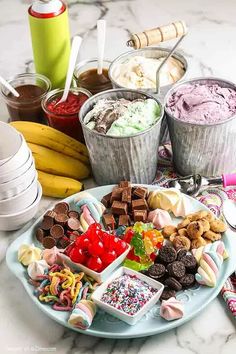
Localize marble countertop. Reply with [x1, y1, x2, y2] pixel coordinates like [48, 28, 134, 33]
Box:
[0, 0, 236, 353]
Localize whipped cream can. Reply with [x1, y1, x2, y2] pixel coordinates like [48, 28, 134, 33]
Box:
[79, 89, 164, 185]
[164, 77, 236, 176]
[28, 0, 71, 88]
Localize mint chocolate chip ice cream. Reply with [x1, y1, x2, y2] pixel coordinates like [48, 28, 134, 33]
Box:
[166, 83, 236, 124]
[84, 98, 161, 136]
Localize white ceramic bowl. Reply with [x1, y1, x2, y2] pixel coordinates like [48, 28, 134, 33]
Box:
[0, 175, 38, 215]
[92, 267, 164, 325]
[0, 133, 30, 175]
[60, 244, 131, 283]
[0, 149, 33, 184]
[0, 160, 36, 200]
[0, 182, 42, 231]
[0, 121, 22, 161]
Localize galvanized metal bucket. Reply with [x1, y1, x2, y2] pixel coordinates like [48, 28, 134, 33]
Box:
[79, 88, 164, 185]
[164, 77, 236, 177]
[108, 47, 188, 143]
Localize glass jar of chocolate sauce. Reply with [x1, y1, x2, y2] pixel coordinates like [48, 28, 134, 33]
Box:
[74, 59, 112, 95]
[1, 73, 51, 123]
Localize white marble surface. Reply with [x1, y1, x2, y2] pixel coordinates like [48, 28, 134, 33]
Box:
[0, 0, 236, 353]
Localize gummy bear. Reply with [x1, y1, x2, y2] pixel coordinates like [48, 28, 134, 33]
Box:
[126, 248, 140, 262]
[143, 237, 155, 255]
[123, 229, 134, 244]
[130, 232, 146, 257]
[123, 259, 148, 271]
[144, 229, 164, 246]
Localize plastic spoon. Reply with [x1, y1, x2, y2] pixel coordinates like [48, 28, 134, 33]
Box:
[0, 76, 19, 97]
[56, 35, 82, 106]
[97, 20, 106, 75]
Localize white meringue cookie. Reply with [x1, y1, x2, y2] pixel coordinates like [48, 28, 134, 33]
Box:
[160, 297, 184, 321]
[171, 196, 188, 217]
[27, 259, 49, 280]
[147, 209, 172, 229]
[18, 244, 42, 266]
[42, 246, 62, 266]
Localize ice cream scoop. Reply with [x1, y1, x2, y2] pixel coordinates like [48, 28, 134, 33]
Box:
[147, 209, 172, 229]
[18, 244, 42, 266]
[27, 259, 49, 280]
[160, 297, 184, 321]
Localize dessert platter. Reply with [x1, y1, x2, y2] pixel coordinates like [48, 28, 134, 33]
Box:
[6, 183, 236, 338]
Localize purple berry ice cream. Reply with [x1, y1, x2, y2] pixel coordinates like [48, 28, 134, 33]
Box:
[166, 83, 236, 124]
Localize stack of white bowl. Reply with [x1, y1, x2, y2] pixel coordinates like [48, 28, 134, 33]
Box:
[0, 122, 42, 231]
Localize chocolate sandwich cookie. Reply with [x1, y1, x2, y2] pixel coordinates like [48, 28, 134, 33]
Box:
[177, 248, 188, 261]
[54, 202, 69, 215]
[165, 277, 182, 291]
[179, 274, 195, 288]
[167, 261, 186, 279]
[157, 245, 177, 264]
[148, 264, 166, 279]
[42, 236, 56, 249]
[180, 255, 197, 273]
[36, 228, 45, 243]
[160, 288, 176, 301]
[50, 224, 64, 239]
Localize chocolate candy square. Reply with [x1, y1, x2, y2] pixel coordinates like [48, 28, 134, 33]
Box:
[132, 198, 148, 211]
[121, 187, 132, 204]
[118, 214, 130, 226]
[111, 201, 128, 215]
[133, 187, 148, 199]
[101, 192, 112, 208]
[103, 214, 116, 229]
[133, 210, 147, 222]
[110, 188, 123, 203]
[119, 181, 131, 188]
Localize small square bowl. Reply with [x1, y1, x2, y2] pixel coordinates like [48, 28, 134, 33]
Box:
[91, 266, 164, 325]
[59, 244, 131, 283]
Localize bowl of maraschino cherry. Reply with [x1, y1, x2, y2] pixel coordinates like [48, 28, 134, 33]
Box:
[62, 223, 130, 282]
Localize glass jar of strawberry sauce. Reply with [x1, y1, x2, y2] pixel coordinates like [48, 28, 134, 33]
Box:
[41, 87, 91, 143]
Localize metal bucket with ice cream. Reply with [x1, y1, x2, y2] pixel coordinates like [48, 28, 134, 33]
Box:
[108, 47, 188, 142]
[164, 77, 236, 176]
[79, 88, 164, 185]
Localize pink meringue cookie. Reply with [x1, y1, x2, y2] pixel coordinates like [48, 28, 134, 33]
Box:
[147, 209, 172, 229]
[160, 297, 184, 321]
[42, 246, 62, 266]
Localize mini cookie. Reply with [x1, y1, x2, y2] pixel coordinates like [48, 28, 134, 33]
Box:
[187, 221, 204, 239]
[177, 218, 190, 230]
[191, 210, 208, 221]
[191, 237, 207, 249]
[163, 225, 177, 238]
[160, 288, 176, 301]
[203, 230, 222, 241]
[180, 255, 197, 273]
[172, 235, 191, 251]
[210, 220, 227, 233]
[165, 277, 182, 291]
[179, 274, 195, 288]
[169, 233, 178, 242]
[199, 219, 210, 232]
[158, 245, 177, 264]
[204, 212, 215, 222]
[167, 261, 186, 279]
[177, 248, 188, 260]
[178, 228, 188, 237]
[148, 264, 166, 279]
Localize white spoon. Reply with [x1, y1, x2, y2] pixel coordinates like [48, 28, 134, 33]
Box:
[97, 20, 106, 75]
[0, 76, 19, 97]
[56, 35, 82, 105]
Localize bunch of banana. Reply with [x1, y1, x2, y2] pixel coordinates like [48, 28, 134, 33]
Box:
[11, 122, 90, 198]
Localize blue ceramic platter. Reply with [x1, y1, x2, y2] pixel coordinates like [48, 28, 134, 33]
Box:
[6, 185, 236, 338]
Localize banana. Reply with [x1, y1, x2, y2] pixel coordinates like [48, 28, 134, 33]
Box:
[10, 121, 90, 165]
[38, 171, 83, 198]
[28, 143, 90, 180]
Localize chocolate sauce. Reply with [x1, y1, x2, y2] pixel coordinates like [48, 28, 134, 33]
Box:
[7, 84, 46, 123]
[77, 68, 112, 95]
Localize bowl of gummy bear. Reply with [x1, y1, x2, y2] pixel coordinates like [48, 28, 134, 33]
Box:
[62, 223, 130, 282]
